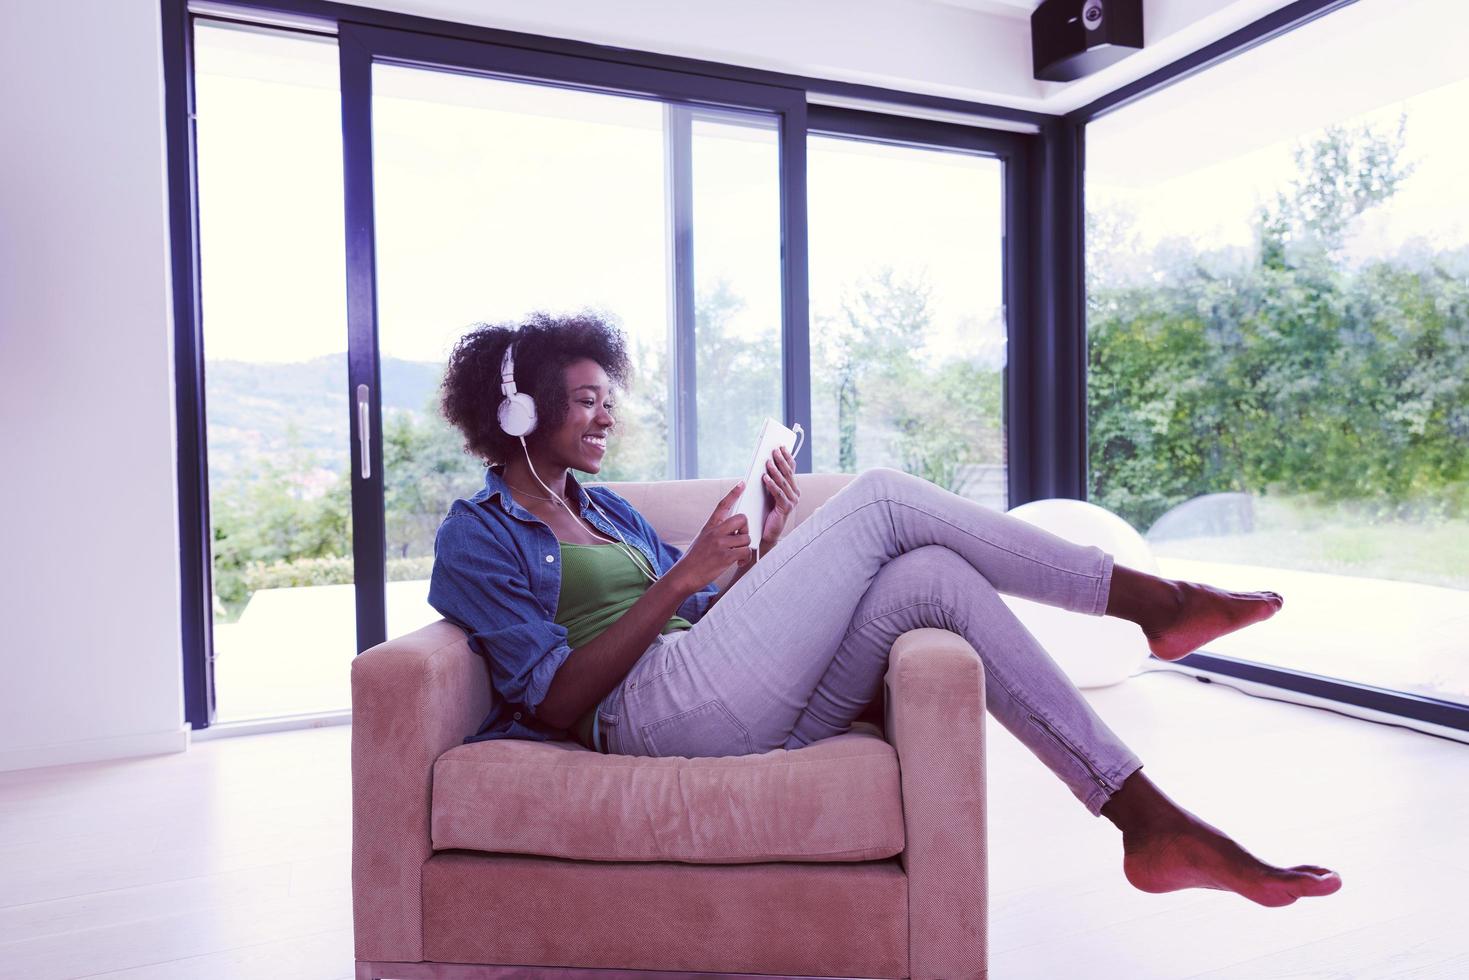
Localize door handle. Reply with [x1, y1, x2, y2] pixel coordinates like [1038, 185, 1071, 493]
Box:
[356, 383, 371, 480]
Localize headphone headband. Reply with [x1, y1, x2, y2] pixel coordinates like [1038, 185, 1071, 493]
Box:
[501, 341, 518, 393]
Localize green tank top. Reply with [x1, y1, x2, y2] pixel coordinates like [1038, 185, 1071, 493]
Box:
[559, 542, 692, 750]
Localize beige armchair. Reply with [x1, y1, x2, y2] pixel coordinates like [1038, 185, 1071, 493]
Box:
[351, 473, 989, 980]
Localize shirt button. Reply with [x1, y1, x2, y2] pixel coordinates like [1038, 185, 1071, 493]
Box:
[545, 554, 555, 563]
[514, 712, 522, 720]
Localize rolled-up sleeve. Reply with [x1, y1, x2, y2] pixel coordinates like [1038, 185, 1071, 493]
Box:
[428, 512, 572, 719]
[674, 569, 719, 624]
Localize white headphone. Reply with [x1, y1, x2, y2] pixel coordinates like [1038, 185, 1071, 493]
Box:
[499, 337, 662, 584]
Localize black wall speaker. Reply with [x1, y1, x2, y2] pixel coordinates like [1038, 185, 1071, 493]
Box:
[1031, 0, 1144, 82]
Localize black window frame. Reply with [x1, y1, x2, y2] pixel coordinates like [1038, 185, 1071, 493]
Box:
[161, 0, 1049, 730]
[338, 21, 824, 651]
[165, 0, 1466, 739]
[804, 106, 1043, 509]
[1069, 0, 1469, 735]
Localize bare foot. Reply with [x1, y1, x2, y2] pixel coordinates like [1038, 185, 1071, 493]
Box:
[1123, 813, 1342, 907]
[1144, 581, 1284, 661]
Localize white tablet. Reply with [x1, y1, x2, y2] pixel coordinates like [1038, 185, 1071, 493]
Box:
[733, 417, 804, 553]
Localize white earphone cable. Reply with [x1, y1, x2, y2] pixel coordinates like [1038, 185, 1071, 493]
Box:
[519, 436, 662, 584]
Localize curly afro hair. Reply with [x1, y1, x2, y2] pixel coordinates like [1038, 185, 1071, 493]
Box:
[441, 310, 634, 467]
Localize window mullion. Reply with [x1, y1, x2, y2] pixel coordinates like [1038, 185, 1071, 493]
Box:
[663, 104, 697, 480]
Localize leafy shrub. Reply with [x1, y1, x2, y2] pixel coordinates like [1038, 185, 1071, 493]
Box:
[1088, 120, 1469, 532]
[241, 555, 436, 593]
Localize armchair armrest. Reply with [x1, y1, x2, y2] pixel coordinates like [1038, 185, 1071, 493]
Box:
[884, 627, 988, 980]
[350, 620, 491, 963]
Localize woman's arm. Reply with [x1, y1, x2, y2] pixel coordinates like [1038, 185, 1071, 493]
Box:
[539, 480, 752, 730]
[536, 571, 695, 730]
[703, 537, 766, 611]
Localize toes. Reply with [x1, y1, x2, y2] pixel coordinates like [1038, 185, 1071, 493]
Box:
[1224, 589, 1280, 604]
[1282, 865, 1343, 895]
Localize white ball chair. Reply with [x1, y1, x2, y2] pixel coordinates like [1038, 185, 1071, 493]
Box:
[999, 498, 1160, 688]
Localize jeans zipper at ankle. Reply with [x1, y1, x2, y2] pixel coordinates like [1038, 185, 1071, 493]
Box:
[1027, 713, 1112, 793]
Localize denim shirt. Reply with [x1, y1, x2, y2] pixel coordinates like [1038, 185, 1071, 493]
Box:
[428, 464, 720, 745]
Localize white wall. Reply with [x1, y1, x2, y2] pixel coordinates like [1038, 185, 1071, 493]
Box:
[0, 0, 188, 771]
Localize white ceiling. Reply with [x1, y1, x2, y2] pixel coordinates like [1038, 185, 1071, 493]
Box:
[929, 0, 1044, 17]
[334, 0, 1302, 117]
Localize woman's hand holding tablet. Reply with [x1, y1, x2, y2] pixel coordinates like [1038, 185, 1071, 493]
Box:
[733, 418, 804, 559]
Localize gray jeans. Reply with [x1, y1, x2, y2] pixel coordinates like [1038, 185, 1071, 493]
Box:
[594, 467, 1144, 815]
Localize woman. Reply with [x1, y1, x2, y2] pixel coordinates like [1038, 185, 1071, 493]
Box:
[429, 311, 1342, 908]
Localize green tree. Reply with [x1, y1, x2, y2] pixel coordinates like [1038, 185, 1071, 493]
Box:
[210, 439, 351, 616]
[884, 356, 1004, 492]
[1088, 113, 1469, 530]
[810, 267, 1005, 493]
[1259, 113, 1415, 261]
[814, 267, 930, 472]
[693, 279, 785, 477]
[382, 392, 485, 560]
[590, 329, 670, 483]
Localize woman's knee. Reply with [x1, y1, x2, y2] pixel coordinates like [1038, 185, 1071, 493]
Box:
[848, 546, 984, 637]
[864, 544, 985, 608]
[850, 465, 918, 502]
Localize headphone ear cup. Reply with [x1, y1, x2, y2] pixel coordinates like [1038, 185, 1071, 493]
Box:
[498, 392, 538, 438]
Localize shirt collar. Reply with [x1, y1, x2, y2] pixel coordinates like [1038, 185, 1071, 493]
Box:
[473, 463, 591, 520]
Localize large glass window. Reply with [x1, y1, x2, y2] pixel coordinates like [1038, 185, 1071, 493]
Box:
[371, 66, 677, 489]
[808, 135, 1008, 508]
[690, 111, 784, 478]
[370, 68, 787, 639]
[194, 22, 354, 721]
[371, 68, 674, 645]
[1086, 0, 1469, 704]
[189, 20, 796, 720]
[181, 13, 1025, 729]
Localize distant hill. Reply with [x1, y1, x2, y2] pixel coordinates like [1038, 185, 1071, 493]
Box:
[205, 354, 443, 484]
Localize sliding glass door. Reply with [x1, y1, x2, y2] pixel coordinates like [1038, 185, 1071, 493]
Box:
[193, 21, 357, 722]
[177, 11, 1033, 729]
[338, 25, 807, 650]
[368, 68, 687, 640]
[185, 17, 805, 720]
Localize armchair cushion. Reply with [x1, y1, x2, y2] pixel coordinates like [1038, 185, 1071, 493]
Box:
[430, 722, 904, 863]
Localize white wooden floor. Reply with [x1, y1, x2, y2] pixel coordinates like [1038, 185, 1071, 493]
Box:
[2, 669, 1467, 979]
